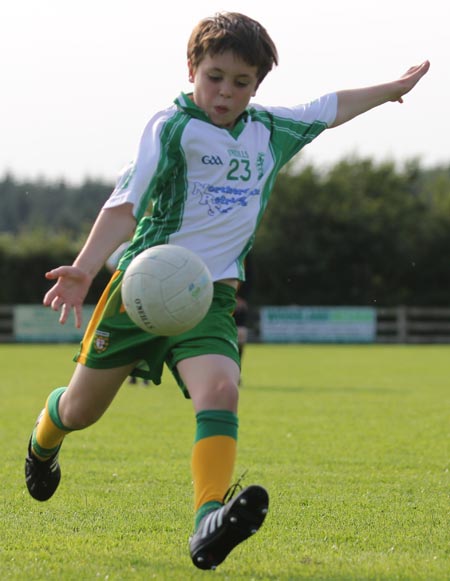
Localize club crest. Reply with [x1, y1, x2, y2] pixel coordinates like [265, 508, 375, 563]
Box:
[93, 329, 110, 353]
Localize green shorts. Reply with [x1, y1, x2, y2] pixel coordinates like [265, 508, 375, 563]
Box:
[74, 271, 239, 397]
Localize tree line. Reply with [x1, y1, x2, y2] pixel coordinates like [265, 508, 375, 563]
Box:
[1, 158, 449, 306]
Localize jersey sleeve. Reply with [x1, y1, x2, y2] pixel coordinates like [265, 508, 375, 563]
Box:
[257, 92, 338, 166]
[102, 110, 169, 219]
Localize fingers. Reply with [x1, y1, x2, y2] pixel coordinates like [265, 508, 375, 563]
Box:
[409, 60, 430, 72]
[43, 287, 59, 307]
[45, 265, 73, 280]
[43, 293, 71, 323]
[411, 61, 430, 81]
[396, 60, 429, 103]
[402, 61, 429, 81]
[55, 302, 79, 326]
[42, 292, 64, 312]
[59, 303, 71, 325]
[42, 289, 73, 325]
[74, 305, 83, 329]
[52, 296, 68, 314]
[409, 60, 430, 80]
[419, 60, 430, 78]
[43, 290, 52, 307]
[42, 265, 86, 328]
[45, 299, 80, 327]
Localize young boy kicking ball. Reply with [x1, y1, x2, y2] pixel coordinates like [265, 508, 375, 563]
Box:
[25, 11, 429, 570]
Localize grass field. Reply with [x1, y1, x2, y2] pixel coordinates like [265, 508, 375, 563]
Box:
[1, 343, 448, 580]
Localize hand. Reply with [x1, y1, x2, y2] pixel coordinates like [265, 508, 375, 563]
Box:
[43, 266, 93, 328]
[393, 60, 430, 103]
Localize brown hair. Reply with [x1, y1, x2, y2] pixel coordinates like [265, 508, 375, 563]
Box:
[187, 12, 278, 87]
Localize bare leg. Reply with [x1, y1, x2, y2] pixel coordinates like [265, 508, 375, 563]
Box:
[58, 362, 138, 429]
[177, 354, 240, 412]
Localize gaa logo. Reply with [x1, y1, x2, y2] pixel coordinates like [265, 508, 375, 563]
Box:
[201, 155, 223, 165]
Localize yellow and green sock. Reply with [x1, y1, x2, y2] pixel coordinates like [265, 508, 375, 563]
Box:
[32, 387, 72, 460]
[192, 409, 238, 530]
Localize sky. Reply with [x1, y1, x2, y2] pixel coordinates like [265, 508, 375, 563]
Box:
[2, 0, 448, 184]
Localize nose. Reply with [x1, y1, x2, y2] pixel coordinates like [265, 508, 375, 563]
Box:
[219, 80, 232, 98]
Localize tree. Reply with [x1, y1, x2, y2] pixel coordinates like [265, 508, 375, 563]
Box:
[252, 158, 450, 306]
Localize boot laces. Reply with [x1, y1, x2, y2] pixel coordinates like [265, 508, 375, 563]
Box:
[222, 469, 248, 504]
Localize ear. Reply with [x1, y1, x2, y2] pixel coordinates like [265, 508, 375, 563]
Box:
[187, 60, 195, 83]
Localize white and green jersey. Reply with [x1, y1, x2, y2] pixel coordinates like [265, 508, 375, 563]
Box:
[103, 92, 337, 281]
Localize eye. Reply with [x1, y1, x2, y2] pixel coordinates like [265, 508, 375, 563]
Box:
[208, 74, 222, 83]
[235, 80, 250, 88]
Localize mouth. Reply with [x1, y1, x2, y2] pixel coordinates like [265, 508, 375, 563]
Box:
[214, 105, 229, 115]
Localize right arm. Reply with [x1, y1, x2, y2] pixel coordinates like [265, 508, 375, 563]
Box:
[50, 111, 171, 327]
[43, 203, 136, 327]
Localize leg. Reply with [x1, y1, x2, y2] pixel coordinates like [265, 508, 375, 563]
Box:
[25, 362, 136, 501]
[177, 355, 268, 569]
[178, 353, 240, 413]
[59, 362, 137, 428]
[177, 354, 240, 525]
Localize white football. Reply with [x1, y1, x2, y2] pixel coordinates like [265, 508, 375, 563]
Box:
[121, 245, 213, 336]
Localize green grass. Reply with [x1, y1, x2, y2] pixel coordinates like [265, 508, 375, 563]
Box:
[0, 343, 449, 580]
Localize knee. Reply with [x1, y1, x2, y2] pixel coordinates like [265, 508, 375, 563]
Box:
[193, 377, 239, 412]
[218, 377, 239, 405]
[58, 397, 102, 430]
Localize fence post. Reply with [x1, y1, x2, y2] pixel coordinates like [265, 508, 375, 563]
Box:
[397, 306, 407, 343]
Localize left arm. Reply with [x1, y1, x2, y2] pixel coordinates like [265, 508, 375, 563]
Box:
[330, 60, 430, 128]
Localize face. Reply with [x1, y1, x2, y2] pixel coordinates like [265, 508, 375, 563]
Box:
[188, 51, 259, 128]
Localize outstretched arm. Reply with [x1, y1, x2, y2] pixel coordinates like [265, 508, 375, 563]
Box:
[330, 60, 430, 128]
[43, 204, 136, 327]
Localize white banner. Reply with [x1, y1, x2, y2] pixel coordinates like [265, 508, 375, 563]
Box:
[260, 306, 376, 343]
[14, 305, 95, 342]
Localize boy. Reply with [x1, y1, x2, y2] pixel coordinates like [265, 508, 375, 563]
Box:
[24, 12, 429, 571]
